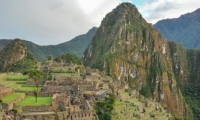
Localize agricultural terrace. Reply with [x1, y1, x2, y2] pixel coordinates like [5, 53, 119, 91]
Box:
[1, 93, 25, 104]
[16, 95, 52, 106]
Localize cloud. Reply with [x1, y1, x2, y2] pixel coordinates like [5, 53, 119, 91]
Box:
[0, 0, 200, 45]
[138, 0, 200, 23]
[0, 0, 120, 45]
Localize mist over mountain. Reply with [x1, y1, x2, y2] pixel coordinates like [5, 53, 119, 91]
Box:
[154, 8, 200, 49]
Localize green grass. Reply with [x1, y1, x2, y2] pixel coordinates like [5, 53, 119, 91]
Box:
[10, 84, 21, 89]
[16, 95, 52, 106]
[1, 93, 25, 104]
[3, 75, 28, 80]
[115, 101, 123, 105]
[1, 81, 15, 85]
[0, 79, 40, 91]
[19, 87, 42, 91]
[1, 81, 26, 85]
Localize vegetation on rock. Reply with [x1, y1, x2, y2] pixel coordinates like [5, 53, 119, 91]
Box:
[0, 38, 37, 73]
[83, 2, 200, 119]
[95, 93, 116, 120]
[54, 53, 82, 65]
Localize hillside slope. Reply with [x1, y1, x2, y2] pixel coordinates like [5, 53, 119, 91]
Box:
[0, 27, 97, 61]
[0, 39, 36, 72]
[83, 3, 200, 119]
[154, 8, 200, 49]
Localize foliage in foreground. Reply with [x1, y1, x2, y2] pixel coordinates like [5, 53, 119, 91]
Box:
[28, 69, 44, 102]
[183, 84, 200, 119]
[7, 57, 37, 75]
[95, 93, 116, 120]
[54, 53, 82, 65]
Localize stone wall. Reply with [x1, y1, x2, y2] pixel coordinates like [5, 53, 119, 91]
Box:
[20, 114, 56, 120]
[76, 82, 97, 91]
[15, 90, 54, 97]
[42, 86, 71, 93]
[20, 111, 69, 120]
[0, 90, 13, 98]
[52, 93, 71, 111]
[38, 92, 54, 97]
[15, 105, 53, 112]
[0, 85, 13, 98]
[45, 81, 58, 86]
[69, 110, 95, 120]
[26, 80, 44, 85]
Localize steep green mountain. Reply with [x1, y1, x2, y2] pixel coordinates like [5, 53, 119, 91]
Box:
[83, 3, 200, 119]
[0, 27, 97, 61]
[0, 39, 37, 72]
[154, 8, 200, 49]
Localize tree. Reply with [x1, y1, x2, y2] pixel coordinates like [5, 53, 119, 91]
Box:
[28, 69, 43, 102]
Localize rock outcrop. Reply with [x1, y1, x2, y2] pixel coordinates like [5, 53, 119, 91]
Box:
[0, 38, 36, 72]
[83, 3, 200, 119]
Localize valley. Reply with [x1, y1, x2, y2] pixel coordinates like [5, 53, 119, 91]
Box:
[0, 2, 200, 120]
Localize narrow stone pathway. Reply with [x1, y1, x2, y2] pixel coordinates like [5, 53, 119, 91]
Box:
[22, 111, 56, 115]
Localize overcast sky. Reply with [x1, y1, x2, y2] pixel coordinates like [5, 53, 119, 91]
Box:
[0, 0, 200, 45]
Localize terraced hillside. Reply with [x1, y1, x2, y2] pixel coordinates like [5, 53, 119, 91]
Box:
[83, 2, 199, 119]
[112, 89, 172, 120]
[0, 74, 52, 110]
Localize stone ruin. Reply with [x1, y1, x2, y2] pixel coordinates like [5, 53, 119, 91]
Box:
[0, 85, 13, 98]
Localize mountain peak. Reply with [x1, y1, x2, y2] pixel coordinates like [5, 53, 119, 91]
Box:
[83, 2, 151, 69]
[100, 2, 144, 27]
[83, 3, 197, 118]
[0, 38, 36, 72]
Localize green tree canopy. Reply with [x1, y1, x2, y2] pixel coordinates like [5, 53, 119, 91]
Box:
[28, 69, 44, 102]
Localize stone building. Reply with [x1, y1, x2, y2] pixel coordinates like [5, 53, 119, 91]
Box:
[68, 110, 95, 120]
[52, 93, 71, 111]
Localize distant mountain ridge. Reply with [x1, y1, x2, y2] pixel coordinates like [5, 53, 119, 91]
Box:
[154, 8, 200, 49]
[0, 27, 97, 61]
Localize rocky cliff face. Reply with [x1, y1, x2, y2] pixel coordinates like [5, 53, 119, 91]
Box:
[83, 3, 200, 119]
[0, 38, 36, 72]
